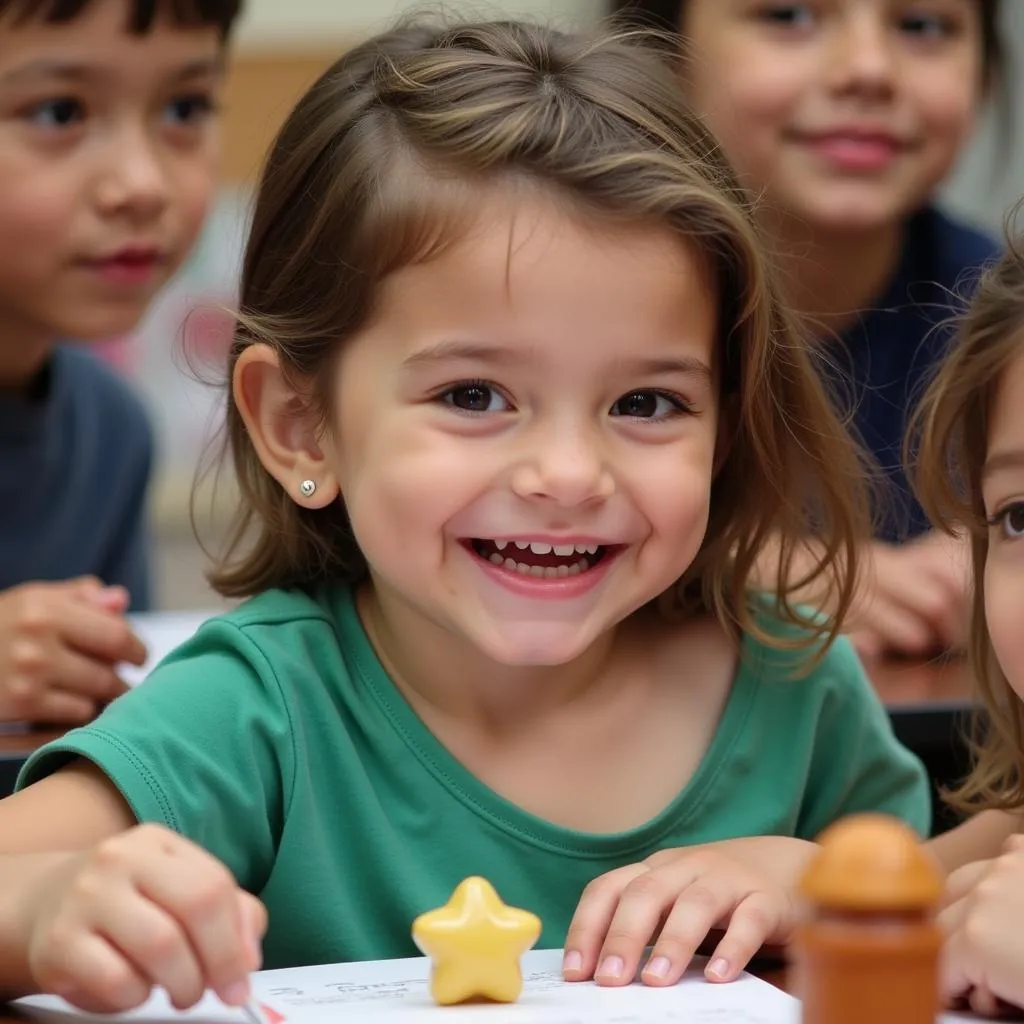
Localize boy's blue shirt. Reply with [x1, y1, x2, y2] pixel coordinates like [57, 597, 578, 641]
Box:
[839, 204, 1000, 541]
[0, 345, 153, 609]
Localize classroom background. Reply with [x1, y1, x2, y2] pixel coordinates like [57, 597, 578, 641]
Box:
[131, 0, 1024, 612]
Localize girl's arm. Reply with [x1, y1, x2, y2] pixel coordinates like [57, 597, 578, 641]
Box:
[926, 810, 1023, 875]
[0, 761, 138, 996]
[0, 760, 263, 1009]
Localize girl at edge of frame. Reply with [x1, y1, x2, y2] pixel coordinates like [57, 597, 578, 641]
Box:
[608, 0, 1004, 662]
[0, 13, 929, 1014]
[908, 228, 1024, 1019]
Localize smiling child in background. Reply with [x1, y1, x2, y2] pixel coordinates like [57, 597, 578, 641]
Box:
[611, 0, 1002, 659]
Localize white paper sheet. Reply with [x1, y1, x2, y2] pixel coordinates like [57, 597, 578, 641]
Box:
[11, 948, 994, 1022]
[120, 610, 220, 687]
[14, 949, 800, 1024]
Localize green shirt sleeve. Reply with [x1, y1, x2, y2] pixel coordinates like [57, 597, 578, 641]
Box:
[16, 618, 296, 892]
[793, 635, 932, 839]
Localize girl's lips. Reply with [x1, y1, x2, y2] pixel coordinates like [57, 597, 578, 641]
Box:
[83, 250, 165, 287]
[793, 130, 904, 172]
[465, 540, 623, 600]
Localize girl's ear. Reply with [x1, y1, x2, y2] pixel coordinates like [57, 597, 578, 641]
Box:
[233, 343, 340, 508]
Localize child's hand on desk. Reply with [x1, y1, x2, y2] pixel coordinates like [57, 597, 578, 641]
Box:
[0, 577, 147, 723]
[23, 824, 267, 1012]
[938, 835, 1024, 1018]
[847, 534, 969, 660]
[562, 838, 814, 989]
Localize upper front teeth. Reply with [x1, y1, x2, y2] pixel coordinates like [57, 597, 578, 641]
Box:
[495, 540, 598, 555]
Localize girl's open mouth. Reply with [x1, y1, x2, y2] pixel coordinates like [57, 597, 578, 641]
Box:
[466, 539, 616, 580]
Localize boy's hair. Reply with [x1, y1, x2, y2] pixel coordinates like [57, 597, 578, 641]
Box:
[0, 0, 241, 38]
[914, 238, 1024, 813]
[607, 1, 1004, 93]
[209, 16, 870, 652]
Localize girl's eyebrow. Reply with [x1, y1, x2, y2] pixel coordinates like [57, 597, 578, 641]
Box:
[402, 340, 713, 381]
[983, 448, 1024, 481]
[402, 340, 521, 369]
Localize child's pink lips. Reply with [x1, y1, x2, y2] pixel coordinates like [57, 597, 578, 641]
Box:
[80, 246, 167, 286]
[86, 245, 164, 265]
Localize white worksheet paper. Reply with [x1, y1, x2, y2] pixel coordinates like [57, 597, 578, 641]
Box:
[15, 949, 800, 1023]
[120, 610, 220, 687]
[11, 948, 991, 1023]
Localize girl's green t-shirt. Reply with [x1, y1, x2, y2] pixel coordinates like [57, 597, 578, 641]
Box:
[18, 585, 930, 970]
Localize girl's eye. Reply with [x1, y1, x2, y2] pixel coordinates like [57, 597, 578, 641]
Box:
[441, 382, 510, 414]
[755, 4, 816, 30]
[610, 389, 689, 420]
[898, 11, 956, 40]
[163, 93, 216, 126]
[994, 503, 1024, 541]
[25, 97, 85, 129]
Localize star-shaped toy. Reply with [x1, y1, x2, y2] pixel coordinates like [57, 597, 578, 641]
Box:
[412, 876, 543, 1005]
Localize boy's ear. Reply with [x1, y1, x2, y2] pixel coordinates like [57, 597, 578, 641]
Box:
[233, 343, 340, 508]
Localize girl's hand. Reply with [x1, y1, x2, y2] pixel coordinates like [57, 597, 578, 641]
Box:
[562, 839, 812, 988]
[938, 835, 1024, 1017]
[23, 824, 266, 1013]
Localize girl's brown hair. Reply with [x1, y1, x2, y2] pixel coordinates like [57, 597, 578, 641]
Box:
[0, 0, 241, 37]
[209, 15, 870, 652]
[915, 238, 1024, 812]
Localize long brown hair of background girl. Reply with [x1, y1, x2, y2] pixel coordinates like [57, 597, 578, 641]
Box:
[205, 16, 871, 655]
[915, 237, 1024, 812]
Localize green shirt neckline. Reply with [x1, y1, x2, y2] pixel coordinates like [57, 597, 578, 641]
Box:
[332, 587, 759, 860]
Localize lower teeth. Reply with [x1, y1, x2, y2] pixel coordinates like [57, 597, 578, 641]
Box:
[487, 553, 590, 578]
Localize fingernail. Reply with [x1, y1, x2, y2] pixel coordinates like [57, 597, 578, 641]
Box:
[597, 955, 623, 980]
[562, 950, 582, 974]
[55, 986, 82, 1006]
[644, 956, 670, 979]
[222, 981, 251, 1007]
[706, 958, 729, 980]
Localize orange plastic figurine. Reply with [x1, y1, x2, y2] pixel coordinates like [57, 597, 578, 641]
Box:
[411, 877, 542, 1005]
[791, 813, 944, 1024]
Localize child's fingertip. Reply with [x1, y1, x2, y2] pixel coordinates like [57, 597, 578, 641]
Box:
[561, 949, 583, 976]
[220, 981, 251, 1007]
[642, 955, 671, 982]
[705, 957, 730, 981]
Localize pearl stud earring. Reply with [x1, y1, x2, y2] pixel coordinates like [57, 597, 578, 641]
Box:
[299, 479, 317, 498]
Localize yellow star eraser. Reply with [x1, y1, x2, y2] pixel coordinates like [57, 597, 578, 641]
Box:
[411, 877, 542, 1005]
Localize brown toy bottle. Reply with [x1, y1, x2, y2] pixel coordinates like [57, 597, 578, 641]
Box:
[791, 813, 944, 1024]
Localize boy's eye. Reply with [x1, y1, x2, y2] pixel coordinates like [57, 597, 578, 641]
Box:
[441, 383, 510, 413]
[610, 389, 688, 420]
[163, 93, 216, 125]
[26, 97, 85, 129]
[754, 4, 816, 29]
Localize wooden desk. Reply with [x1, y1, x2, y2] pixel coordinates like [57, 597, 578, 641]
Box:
[0, 728, 61, 799]
[869, 655, 974, 710]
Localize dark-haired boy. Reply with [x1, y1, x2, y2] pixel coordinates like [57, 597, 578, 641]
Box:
[0, 0, 242, 723]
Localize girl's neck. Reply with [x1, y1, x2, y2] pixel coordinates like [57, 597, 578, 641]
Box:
[761, 211, 906, 338]
[356, 582, 636, 737]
